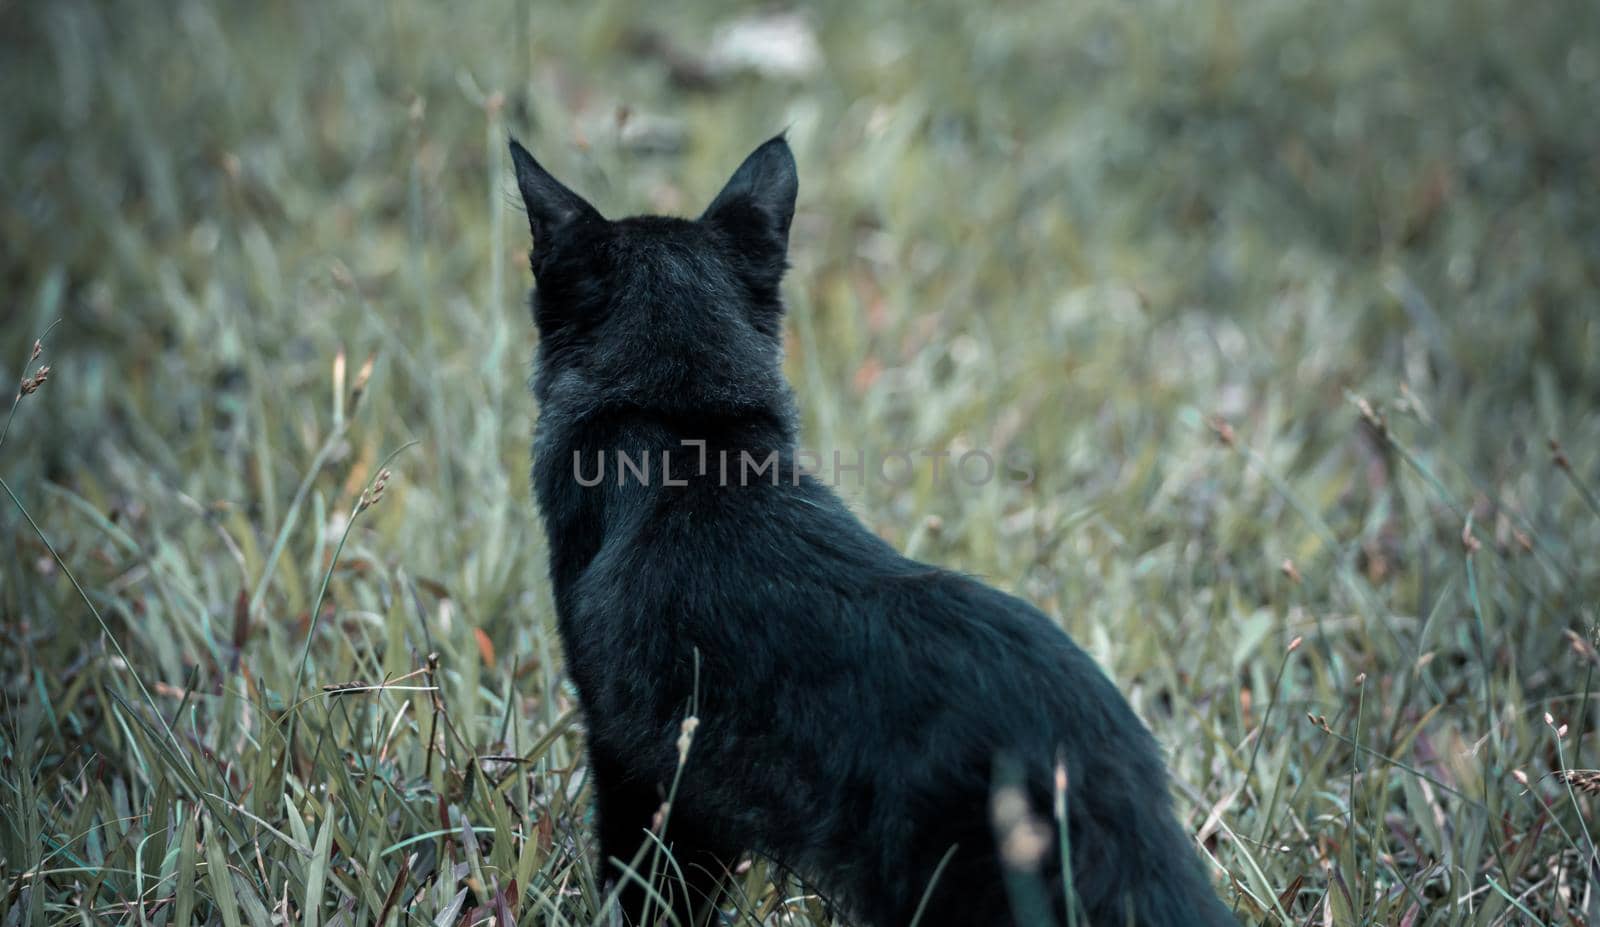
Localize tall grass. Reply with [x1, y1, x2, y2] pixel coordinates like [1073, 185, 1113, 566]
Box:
[2, 0, 1597, 923]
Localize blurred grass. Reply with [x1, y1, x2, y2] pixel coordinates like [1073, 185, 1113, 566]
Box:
[2, 0, 1598, 923]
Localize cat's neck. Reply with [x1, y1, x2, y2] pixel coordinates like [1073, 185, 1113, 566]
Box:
[532, 398, 801, 589]
[537, 394, 798, 463]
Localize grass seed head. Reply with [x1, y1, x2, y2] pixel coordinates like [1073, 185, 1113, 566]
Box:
[991, 784, 1049, 871]
[359, 468, 392, 512]
[1549, 437, 1571, 471]
[1564, 629, 1598, 665]
[322, 680, 370, 697]
[1554, 769, 1600, 795]
[19, 364, 50, 395]
[349, 353, 376, 412]
[677, 715, 700, 765]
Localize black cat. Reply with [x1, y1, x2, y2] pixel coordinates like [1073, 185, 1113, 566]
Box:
[511, 135, 1236, 927]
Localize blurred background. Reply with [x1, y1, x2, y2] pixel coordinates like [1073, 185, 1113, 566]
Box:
[2, 0, 1597, 923]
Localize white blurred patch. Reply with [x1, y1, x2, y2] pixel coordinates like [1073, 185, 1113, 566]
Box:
[707, 12, 822, 79]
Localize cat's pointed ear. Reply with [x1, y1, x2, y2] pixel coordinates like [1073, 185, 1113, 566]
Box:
[701, 135, 798, 251]
[510, 138, 601, 248]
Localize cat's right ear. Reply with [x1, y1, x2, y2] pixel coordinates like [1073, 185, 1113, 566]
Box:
[701, 135, 798, 256]
[509, 138, 601, 252]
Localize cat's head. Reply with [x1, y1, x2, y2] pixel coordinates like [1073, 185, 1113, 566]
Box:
[511, 136, 797, 416]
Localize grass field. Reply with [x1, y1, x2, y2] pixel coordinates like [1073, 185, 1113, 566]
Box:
[2, 0, 1599, 923]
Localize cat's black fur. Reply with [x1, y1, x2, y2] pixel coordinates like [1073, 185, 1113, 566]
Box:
[512, 135, 1236, 927]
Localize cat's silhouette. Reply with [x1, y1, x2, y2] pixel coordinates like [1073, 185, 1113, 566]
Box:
[512, 135, 1236, 927]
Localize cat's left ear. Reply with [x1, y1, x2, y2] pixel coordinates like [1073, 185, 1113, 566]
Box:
[510, 138, 601, 251]
[702, 136, 798, 257]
